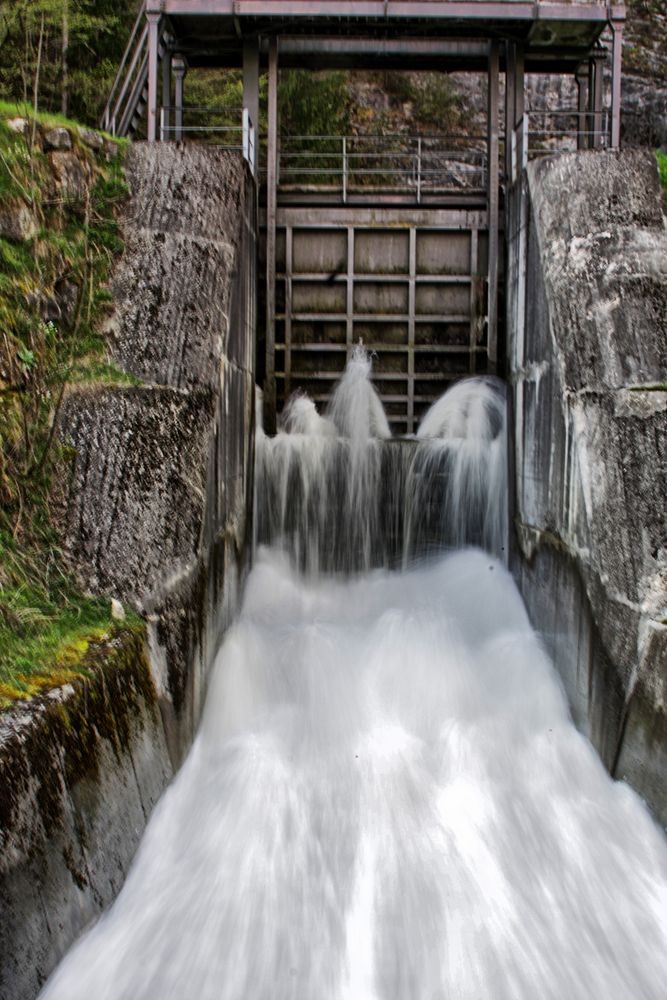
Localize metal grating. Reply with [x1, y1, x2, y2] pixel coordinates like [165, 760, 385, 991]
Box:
[272, 207, 492, 435]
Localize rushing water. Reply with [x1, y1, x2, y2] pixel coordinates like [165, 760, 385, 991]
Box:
[256, 348, 508, 573]
[41, 351, 667, 1000]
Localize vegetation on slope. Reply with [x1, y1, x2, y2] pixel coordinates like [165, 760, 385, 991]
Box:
[0, 0, 139, 124]
[0, 101, 136, 707]
[657, 149, 667, 196]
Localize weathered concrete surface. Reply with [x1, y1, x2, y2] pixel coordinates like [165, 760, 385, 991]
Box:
[58, 144, 256, 763]
[1, 145, 256, 1000]
[58, 385, 215, 602]
[107, 146, 248, 391]
[508, 148, 667, 825]
[0, 631, 173, 1000]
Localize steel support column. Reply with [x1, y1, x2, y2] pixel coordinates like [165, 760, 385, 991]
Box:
[146, 12, 161, 142]
[610, 21, 624, 148]
[505, 41, 516, 180]
[487, 39, 500, 370]
[513, 44, 525, 175]
[243, 39, 260, 174]
[265, 38, 279, 430]
[589, 53, 604, 148]
[576, 64, 588, 149]
[514, 44, 525, 128]
[172, 55, 187, 140]
[161, 50, 171, 140]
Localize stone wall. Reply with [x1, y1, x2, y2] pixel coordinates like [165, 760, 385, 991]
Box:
[508, 148, 667, 825]
[1, 144, 257, 1000]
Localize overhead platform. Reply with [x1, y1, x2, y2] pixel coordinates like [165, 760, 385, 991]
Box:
[156, 1, 622, 72]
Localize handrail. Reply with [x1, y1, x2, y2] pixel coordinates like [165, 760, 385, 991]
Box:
[118, 45, 150, 137]
[276, 134, 488, 203]
[509, 108, 610, 183]
[101, 2, 147, 132]
[158, 105, 257, 175]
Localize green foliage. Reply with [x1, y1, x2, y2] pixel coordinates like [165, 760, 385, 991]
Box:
[382, 71, 465, 133]
[279, 70, 350, 138]
[0, 104, 129, 700]
[0, 0, 139, 126]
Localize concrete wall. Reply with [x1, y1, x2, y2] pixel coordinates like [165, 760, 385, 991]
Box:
[0, 145, 257, 999]
[0, 632, 172, 1000]
[507, 148, 667, 825]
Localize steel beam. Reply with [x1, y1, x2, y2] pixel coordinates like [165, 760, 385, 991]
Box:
[265, 38, 279, 430]
[146, 12, 161, 142]
[504, 41, 515, 180]
[270, 37, 491, 59]
[514, 44, 525, 126]
[161, 50, 171, 141]
[172, 55, 187, 141]
[590, 51, 604, 148]
[487, 39, 500, 370]
[576, 63, 588, 150]
[274, 206, 489, 229]
[243, 38, 260, 174]
[160, 1, 614, 24]
[407, 226, 416, 434]
[610, 20, 624, 148]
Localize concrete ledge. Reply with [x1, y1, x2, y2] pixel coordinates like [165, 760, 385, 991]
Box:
[0, 630, 173, 1000]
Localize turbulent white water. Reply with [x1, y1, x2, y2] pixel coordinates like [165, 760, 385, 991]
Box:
[256, 350, 508, 573]
[41, 354, 667, 1000]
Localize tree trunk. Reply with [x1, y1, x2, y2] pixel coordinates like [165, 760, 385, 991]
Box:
[62, 0, 69, 117]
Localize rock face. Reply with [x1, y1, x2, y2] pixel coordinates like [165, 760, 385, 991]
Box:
[0, 199, 39, 241]
[1, 144, 257, 1000]
[507, 148, 667, 825]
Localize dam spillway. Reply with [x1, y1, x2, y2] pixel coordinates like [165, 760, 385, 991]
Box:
[40, 356, 667, 1000]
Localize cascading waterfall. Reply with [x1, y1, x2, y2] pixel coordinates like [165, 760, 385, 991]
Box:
[41, 349, 667, 1000]
[256, 346, 508, 573]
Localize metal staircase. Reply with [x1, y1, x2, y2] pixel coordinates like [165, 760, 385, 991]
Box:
[101, 3, 171, 138]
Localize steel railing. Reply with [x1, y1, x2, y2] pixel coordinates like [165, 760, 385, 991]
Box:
[101, 2, 148, 135]
[159, 105, 257, 173]
[509, 109, 611, 183]
[275, 133, 488, 202]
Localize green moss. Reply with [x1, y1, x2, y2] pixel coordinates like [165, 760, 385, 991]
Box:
[0, 626, 156, 846]
[0, 528, 142, 707]
[628, 383, 667, 392]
